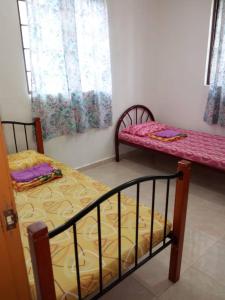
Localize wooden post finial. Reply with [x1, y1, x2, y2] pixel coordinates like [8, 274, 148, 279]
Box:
[28, 222, 56, 300]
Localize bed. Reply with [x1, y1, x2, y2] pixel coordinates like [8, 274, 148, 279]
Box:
[115, 105, 225, 171]
[2, 119, 191, 300]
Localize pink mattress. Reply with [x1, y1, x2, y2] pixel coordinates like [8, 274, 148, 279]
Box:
[119, 123, 225, 171]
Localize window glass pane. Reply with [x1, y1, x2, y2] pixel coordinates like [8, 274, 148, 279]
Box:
[18, 1, 28, 25]
[21, 25, 30, 48]
[27, 71, 31, 93]
[24, 49, 31, 71]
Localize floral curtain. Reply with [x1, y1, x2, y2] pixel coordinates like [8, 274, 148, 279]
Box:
[204, 0, 225, 126]
[27, 0, 112, 140]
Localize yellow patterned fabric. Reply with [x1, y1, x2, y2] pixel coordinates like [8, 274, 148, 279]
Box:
[9, 151, 172, 300]
[8, 150, 51, 171]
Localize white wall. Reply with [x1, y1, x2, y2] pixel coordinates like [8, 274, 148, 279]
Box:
[153, 0, 225, 136]
[0, 0, 158, 168]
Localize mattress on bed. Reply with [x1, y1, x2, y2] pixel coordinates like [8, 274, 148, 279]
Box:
[10, 151, 172, 300]
[119, 122, 225, 170]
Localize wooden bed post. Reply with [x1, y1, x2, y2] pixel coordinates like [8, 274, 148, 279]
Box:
[169, 160, 191, 282]
[34, 118, 44, 154]
[28, 222, 56, 300]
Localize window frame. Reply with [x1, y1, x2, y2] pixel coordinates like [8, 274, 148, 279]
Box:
[17, 0, 31, 94]
[206, 0, 220, 85]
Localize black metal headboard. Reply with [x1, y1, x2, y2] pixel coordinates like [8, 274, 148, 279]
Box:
[1, 119, 44, 154]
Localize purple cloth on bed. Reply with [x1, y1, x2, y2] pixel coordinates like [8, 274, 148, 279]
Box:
[11, 163, 54, 183]
[154, 129, 183, 138]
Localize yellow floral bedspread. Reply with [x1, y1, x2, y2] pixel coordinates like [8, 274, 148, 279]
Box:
[9, 151, 172, 300]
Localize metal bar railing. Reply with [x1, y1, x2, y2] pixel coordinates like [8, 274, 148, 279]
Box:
[122, 120, 126, 128]
[48, 172, 182, 239]
[163, 179, 170, 245]
[24, 124, 29, 150]
[149, 179, 155, 255]
[127, 112, 133, 125]
[118, 191, 122, 279]
[140, 109, 145, 123]
[47, 172, 182, 300]
[90, 239, 173, 300]
[97, 205, 103, 293]
[12, 124, 18, 152]
[1, 120, 36, 152]
[135, 183, 140, 266]
[1, 121, 35, 126]
[48, 172, 182, 300]
[73, 223, 82, 300]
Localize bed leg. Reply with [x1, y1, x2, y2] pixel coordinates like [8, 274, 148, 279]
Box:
[115, 140, 120, 162]
[169, 160, 191, 283]
[28, 222, 56, 300]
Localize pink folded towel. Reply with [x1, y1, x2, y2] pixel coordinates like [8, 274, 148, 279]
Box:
[11, 163, 54, 183]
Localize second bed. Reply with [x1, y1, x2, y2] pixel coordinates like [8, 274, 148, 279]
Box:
[115, 105, 225, 171]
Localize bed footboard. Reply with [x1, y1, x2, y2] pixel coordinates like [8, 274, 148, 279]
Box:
[28, 160, 191, 300]
[115, 105, 155, 162]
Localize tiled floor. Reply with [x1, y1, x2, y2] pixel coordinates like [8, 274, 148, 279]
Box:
[83, 151, 225, 300]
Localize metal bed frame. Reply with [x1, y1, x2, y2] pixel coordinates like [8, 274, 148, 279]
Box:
[1, 118, 44, 154]
[115, 104, 225, 173]
[2, 118, 191, 300]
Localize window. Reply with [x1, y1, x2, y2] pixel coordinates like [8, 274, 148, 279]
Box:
[16, 0, 112, 140]
[17, 0, 31, 93]
[206, 0, 220, 85]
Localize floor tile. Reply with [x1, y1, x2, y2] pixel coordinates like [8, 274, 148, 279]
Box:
[132, 252, 173, 296]
[186, 203, 225, 239]
[181, 227, 217, 266]
[193, 239, 225, 288]
[101, 276, 156, 300]
[158, 267, 225, 300]
[132, 249, 189, 296]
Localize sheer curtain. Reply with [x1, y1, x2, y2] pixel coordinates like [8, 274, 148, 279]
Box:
[27, 0, 112, 140]
[204, 0, 225, 126]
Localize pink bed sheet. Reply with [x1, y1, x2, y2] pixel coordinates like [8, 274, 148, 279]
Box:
[119, 123, 225, 171]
